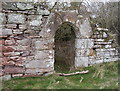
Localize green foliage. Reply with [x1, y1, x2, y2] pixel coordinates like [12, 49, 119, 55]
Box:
[2, 61, 119, 89]
[93, 61, 118, 79]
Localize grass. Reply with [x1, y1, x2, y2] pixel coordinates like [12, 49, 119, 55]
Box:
[2, 61, 119, 90]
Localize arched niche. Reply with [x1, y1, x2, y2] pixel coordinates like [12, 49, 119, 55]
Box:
[54, 22, 76, 72]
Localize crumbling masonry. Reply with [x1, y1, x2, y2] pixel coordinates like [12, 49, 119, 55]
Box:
[0, 2, 119, 78]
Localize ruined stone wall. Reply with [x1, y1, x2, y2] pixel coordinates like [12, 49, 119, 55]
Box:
[0, 2, 53, 78]
[90, 28, 119, 65]
[0, 2, 119, 79]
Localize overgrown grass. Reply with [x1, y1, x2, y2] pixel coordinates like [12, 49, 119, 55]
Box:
[2, 61, 119, 90]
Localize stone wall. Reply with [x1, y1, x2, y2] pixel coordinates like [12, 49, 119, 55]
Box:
[0, 2, 119, 79]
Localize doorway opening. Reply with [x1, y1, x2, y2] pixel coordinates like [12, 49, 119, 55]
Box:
[54, 22, 76, 73]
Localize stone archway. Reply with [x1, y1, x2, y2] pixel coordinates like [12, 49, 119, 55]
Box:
[39, 11, 83, 72]
[38, 11, 93, 74]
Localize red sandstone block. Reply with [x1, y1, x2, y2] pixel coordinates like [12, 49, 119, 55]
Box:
[3, 66, 25, 74]
[5, 40, 15, 45]
[0, 57, 11, 66]
[0, 46, 14, 52]
[0, 40, 5, 45]
[7, 46, 29, 51]
[0, 73, 3, 76]
[9, 56, 19, 61]
[16, 57, 26, 62]
[3, 52, 10, 57]
[0, 57, 10, 62]
[3, 52, 20, 57]
[3, 61, 15, 66]
[0, 66, 3, 76]
[15, 62, 24, 66]
[0, 61, 2, 66]
[0, 52, 3, 57]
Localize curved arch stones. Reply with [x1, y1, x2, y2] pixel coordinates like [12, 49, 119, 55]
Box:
[30, 11, 94, 75]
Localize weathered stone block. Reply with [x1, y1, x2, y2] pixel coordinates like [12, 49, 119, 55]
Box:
[35, 39, 54, 50]
[8, 14, 25, 24]
[9, 56, 19, 61]
[2, 2, 18, 10]
[37, 7, 50, 15]
[13, 29, 23, 34]
[89, 57, 96, 65]
[28, 15, 42, 26]
[95, 59, 104, 64]
[1, 75, 11, 81]
[10, 45, 29, 51]
[75, 39, 94, 49]
[96, 51, 116, 59]
[0, 13, 6, 24]
[79, 18, 93, 38]
[94, 42, 111, 45]
[16, 39, 31, 46]
[103, 58, 111, 62]
[96, 48, 116, 51]
[3, 66, 25, 74]
[21, 51, 30, 57]
[25, 67, 54, 74]
[0, 40, 5, 45]
[19, 25, 27, 30]
[75, 57, 88, 67]
[94, 39, 105, 42]
[94, 45, 102, 48]
[0, 52, 3, 58]
[9, 57, 26, 64]
[25, 59, 54, 69]
[105, 45, 112, 48]
[103, 32, 108, 38]
[5, 39, 15, 46]
[0, 46, 14, 52]
[16, 3, 34, 10]
[5, 24, 17, 29]
[3, 52, 20, 57]
[30, 26, 42, 31]
[12, 74, 23, 77]
[3, 61, 15, 66]
[35, 50, 54, 60]
[0, 66, 2, 76]
[0, 57, 10, 63]
[25, 68, 41, 74]
[0, 29, 12, 36]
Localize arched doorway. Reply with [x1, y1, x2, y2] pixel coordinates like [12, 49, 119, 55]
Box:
[54, 22, 76, 72]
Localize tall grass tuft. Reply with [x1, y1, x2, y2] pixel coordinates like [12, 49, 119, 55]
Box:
[92, 61, 118, 79]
